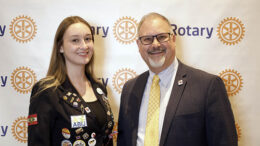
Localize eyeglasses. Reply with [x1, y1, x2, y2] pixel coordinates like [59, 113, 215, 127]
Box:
[138, 33, 172, 45]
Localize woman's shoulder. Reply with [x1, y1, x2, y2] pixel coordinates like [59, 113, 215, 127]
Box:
[30, 78, 57, 102]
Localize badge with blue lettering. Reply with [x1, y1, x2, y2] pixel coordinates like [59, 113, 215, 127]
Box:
[71, 115, 87, 128]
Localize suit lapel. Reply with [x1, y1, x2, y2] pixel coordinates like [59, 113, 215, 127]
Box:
[129, 71, 149, 145]
[160, 62, 188, 146]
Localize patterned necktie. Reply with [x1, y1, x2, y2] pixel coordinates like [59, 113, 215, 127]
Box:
[144, 75, 160, 146]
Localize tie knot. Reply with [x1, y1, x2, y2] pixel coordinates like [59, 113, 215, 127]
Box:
[152, 75, 160, 84]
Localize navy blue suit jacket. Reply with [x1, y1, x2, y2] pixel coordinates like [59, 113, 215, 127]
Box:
[117, 61, 237, 146]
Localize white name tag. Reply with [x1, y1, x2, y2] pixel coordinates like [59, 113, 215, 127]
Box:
[71, 115, 87, 128]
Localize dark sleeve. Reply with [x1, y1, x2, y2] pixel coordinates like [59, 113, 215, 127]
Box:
[28, 83, 55, 146]
[117, 81, 129, 145]
[206, 76, 238, 146]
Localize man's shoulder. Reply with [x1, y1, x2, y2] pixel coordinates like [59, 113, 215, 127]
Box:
[126, 70, 149, 85]
[179, 61, 218, 80]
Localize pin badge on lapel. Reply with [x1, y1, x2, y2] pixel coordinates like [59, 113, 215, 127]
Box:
[83, 132, 89, 140]
[102, 94, 108, 100]
[66, 92, 72, 96]
[63, 96, 68, 101]
[88, 138, 96, 146]
[96, 87, 103, 95]
[76, 98, 81, 102]
[108, 121, 113, 128]
[91, 132, 96, 138]
[75, 127, 84, 134]
[62, 128, 71, 139]
[85, 107, 91, 113]
[73, 102, 78, 107]
[178, 80, 183, 86]
[70, 97, 75, 103]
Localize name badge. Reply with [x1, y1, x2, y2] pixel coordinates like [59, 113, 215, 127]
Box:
[71, 115, 87, 128]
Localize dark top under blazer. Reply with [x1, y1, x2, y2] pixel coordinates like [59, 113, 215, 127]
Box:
[28, 75, 114, 146]
[117, 61, 237, 146]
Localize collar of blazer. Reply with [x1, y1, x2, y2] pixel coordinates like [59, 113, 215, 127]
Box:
[59, 74, 114, 129]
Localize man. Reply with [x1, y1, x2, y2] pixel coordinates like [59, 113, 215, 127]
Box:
[117, 12, 237, 146]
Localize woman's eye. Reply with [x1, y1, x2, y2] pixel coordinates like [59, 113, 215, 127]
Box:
[85, 37, 92, 41]
[72, 39, 79, 42]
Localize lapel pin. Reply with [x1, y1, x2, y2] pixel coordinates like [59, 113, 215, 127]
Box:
[73, 102, 78, 107]
[83, 132, 89, 140]
[70, 97, 75, 103]
[178, 80, 183, 86]
[91, 132, 96, 138]
[102, 94, 108, 100]
[107, 111, 111, 116]
[85, 107, 91, 113]
[66, 92, 72, 96]
[108, 121, 113, 128]
[76, 98, 81, 102]
[96, 88, 103, 95]
[63, 96, 68, 101]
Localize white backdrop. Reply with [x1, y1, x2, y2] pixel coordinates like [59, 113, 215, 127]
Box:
[0, 0, 260, 145]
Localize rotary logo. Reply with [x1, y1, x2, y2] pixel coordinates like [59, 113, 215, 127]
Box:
[219, 69, 243, 97]
[112, 68, 137, 93]
[217, 17, 245, 45]
[12, 116, 28, 143]
[113, 16, 138, 44]
[235, 123, 242, 141]
[11, 66, 37, 94]
[9, 15, 37, 43]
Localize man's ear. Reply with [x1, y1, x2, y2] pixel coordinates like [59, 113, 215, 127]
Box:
[136, 39, 141, 48]
[172, 34, 176, 42]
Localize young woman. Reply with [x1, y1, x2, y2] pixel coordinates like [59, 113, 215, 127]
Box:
[28, 16, 114, 146]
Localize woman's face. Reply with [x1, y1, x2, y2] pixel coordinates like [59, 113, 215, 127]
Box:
[60, 22, 94, 68]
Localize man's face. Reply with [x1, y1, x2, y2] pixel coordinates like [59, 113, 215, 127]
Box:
[137, 17, 176, 74]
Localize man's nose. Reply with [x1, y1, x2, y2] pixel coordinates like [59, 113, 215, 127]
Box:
[152, 37, 160, 46]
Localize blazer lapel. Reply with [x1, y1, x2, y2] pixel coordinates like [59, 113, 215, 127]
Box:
[160, 62, 187, 146]
[129, 71, 149, 146]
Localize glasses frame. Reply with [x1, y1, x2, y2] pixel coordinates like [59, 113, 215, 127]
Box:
[138, 33, 172, 45]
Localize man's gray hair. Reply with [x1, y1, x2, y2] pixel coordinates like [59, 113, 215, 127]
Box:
[137, 12, 172, 36]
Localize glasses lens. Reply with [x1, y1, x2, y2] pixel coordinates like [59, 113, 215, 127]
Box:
[141, 36, 154, 45]
[157, 33, 170, 42]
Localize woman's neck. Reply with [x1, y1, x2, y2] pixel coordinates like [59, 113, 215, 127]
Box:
[66, 64, 87, 84]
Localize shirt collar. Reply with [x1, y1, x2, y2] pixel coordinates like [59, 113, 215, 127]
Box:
[149, 57, 178, 87]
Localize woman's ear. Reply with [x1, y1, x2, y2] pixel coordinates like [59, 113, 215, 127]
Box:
[60, 46, 64, 53]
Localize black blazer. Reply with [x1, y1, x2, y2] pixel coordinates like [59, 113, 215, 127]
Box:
[117, 61, 237, 146]
[28, 75, 114, 146]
